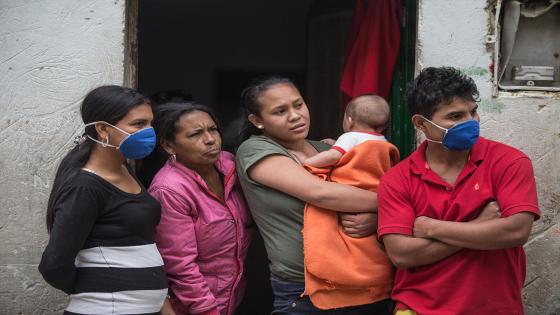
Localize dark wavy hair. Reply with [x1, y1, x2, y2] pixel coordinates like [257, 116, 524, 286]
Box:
[153, 102, 219, 146]
[405, 67, 480, 119]
[137, 102, 220, 187]
[46, 86, 150, 233]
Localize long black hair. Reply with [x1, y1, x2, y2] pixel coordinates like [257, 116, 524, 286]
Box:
[46, 85, 150, 233]
[238, 75, 294, 144]
[137, 102, 219, 188]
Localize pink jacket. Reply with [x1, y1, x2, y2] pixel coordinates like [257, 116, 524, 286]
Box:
[149, 151, 253, 315]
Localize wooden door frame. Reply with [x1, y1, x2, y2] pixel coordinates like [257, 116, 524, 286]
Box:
[124, 0, 138, 88]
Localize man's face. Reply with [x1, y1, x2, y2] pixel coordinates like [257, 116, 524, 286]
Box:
[423, 97, 479, 141]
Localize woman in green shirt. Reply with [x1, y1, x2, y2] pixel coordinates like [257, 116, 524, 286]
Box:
[236, 76, 392, 315]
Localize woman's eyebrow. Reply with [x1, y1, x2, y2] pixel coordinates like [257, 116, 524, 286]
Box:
[270, 103, 288, 110]
[185, 127, 202, 134]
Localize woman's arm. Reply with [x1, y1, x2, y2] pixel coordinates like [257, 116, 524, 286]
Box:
[248, 155, 376, 212]
[160, 298, 176, 315]
[151, 188, 219, 314]
[39, 185, 100, 294]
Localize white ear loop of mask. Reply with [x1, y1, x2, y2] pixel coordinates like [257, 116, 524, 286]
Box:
[419, 115, 448, 144]
[84, 121, 132, 149]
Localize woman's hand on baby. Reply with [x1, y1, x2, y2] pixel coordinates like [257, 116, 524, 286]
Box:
[339, 212, 377, 238]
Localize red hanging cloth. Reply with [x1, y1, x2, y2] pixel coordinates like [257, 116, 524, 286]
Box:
[340, 0, 402, 106]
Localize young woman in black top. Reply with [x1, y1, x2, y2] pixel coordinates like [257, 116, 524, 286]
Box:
[39, 86, 170, 315]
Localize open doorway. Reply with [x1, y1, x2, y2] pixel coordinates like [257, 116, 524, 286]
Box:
[135, 0, 416, 155]
[137, 0, 361, 152]
[134, 0, 416, 313]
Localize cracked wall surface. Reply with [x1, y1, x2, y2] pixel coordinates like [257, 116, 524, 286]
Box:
[1, 0, 558, 314]
[0, 0, 127, 313]
[418, 1, 560, 314]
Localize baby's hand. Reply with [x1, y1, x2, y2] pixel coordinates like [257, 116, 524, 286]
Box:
[320, 138, 336, 146]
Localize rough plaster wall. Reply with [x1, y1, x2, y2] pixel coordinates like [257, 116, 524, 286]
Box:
[417, 1, 560, 313]
[0, 0, 127, 313]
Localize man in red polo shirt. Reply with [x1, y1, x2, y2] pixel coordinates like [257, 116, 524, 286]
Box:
[378, 67, 540, 315]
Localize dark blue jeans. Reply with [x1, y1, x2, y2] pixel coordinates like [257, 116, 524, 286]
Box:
[270, 275, 393, 315]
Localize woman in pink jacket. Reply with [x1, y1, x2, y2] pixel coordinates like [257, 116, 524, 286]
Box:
[148, 102, 253, 315]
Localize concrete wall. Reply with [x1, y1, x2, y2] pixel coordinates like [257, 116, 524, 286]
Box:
[417, 1, 560, 313]
[1, 0, 558, 313]
[0, 0, 127, 313]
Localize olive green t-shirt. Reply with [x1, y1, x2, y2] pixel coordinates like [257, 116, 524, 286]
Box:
[236, 135, 329, 281]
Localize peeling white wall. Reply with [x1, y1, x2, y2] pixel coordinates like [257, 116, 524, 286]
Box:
[2, 0, 558, 313]
[0, 0, 127, 313]
[417, 1, 560, 313]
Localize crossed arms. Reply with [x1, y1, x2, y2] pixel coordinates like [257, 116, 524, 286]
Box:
[382, 202, 536, 269]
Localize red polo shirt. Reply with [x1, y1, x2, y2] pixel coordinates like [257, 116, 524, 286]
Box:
[378, 137, 540, 315]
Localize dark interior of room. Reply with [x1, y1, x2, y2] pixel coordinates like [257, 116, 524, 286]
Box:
[138, 0, 355, 152]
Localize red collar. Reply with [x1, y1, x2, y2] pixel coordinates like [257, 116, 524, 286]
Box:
[410, 137, 487, 175]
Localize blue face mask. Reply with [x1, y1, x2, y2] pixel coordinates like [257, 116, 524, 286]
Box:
[422, 117, 480, 151]
[84, 121, 156, 159]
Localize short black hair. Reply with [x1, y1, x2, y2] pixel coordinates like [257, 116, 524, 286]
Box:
[406, 67, 479, 119]
[136, 102, 219, 188]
